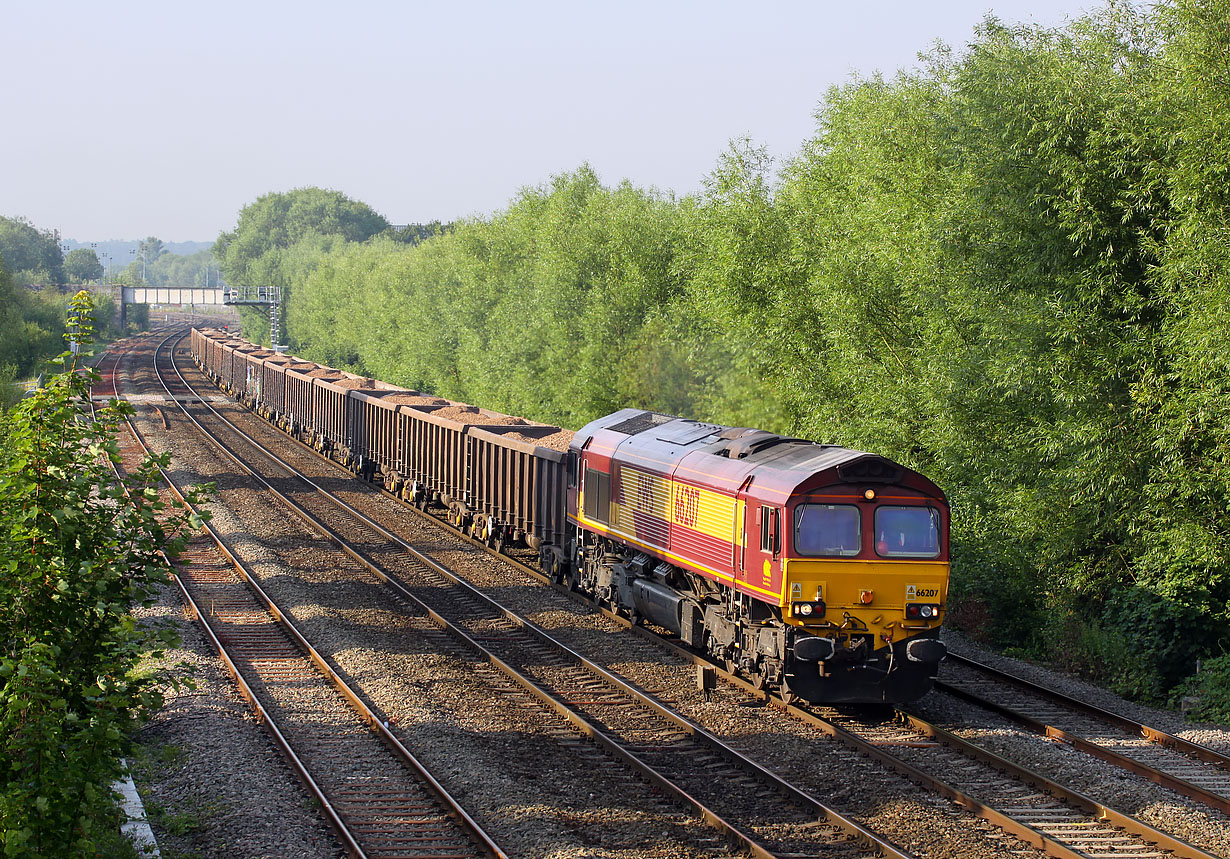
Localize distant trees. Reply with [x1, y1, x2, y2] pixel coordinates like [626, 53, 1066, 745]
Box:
[214, 187, 389, 287]
[137, 236, 164, 263]
[62, 248, 103, 284]
[0, 218, 131, 386]
[0, 256, 69, 395]
[0, 217, 63, 285]
[214, 188, 390, 343]
[118, 246, 218, 288]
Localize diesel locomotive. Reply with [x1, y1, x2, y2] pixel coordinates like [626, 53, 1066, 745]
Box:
[192, 328, 949, 704]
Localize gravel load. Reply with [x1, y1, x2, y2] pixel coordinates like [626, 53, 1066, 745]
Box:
[431, 405, 526, 425]
[504, 429, 575, 451]
[382, 394, 450, 406]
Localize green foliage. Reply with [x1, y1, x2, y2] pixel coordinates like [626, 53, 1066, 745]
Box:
[0, 216, 63, 285]
[284, 166, 715, 426]
[0, 293, 205, 855]
[214, 188, 389, 348]
[62, 249, 103, 284]
[214, 187, 389, 289]
[1179, 654, 1230, 725]
[118, 248, 220, 289]
[138, 237, 165, 265]
[0, 259, 69, 381]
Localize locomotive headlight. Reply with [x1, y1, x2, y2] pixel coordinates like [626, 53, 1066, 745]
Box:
[863, 489, 876, 501]
[920, 605, 935, 618]
[798, 603, 814, 616]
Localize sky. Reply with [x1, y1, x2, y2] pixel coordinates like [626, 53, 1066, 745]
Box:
[2, 0, 1094, 243]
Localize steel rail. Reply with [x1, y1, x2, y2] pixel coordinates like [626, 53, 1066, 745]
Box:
[115, 330, 507, 859]
[897, 709, 1222, 859]
[150, 330, 509, 859]
[934, 676, 1230, 815]
[945, 652, 1230, 770]
[96, 333, 366, 857]
[171, 332, 912, 859]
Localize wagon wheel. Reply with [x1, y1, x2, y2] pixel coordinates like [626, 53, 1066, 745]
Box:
[491, 534, 505, 554]
[751, 668, 769, 692]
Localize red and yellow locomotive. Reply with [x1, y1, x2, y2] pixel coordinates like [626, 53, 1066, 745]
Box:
[564, 409, 948, 704]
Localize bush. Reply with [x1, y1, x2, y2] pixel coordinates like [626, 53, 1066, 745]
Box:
[1178, 654, 1230, 725]
[0, 293, 205, 856]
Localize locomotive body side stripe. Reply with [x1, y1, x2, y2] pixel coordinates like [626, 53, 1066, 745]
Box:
[570, 512, 787, 601]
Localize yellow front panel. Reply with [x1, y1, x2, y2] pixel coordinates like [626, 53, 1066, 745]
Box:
[783, 558, 949, 645]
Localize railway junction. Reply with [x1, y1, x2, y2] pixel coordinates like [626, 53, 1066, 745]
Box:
[100, 320, 1230, 859]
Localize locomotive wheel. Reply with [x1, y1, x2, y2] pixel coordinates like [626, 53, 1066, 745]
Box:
[779, 679, 799, 706]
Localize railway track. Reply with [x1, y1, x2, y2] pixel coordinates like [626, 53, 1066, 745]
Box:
[160, 331, 913, 859]
[107, 329, 506, 859]
[167, 327, 1229, 859]
[935, 651, 1230, 813]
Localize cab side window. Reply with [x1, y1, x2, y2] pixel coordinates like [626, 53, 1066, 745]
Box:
[759, 505, 778, 554]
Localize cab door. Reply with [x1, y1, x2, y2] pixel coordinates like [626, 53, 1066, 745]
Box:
[737, 483, 782, 596]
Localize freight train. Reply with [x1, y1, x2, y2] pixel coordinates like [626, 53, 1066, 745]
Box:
[191, 328, 949, 704]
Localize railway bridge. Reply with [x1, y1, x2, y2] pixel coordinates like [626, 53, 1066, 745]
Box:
[119, 285, 283, 345]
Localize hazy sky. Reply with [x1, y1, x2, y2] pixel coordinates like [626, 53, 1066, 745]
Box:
[3, 0, 1093, 243]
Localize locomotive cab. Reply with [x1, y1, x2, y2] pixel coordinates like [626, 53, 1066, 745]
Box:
[777, 463, 949, 704]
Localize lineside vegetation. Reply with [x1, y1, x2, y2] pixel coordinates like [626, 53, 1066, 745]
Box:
[0, 293, 205, 856]
[215, 0, 1230, 714]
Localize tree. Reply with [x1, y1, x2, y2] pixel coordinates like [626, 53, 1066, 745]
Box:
[137, 237, 164, 263]
[62, 248, 103, 284]
[0, 293, 205, 855]
[0, 217, 63, 285]
[213, 188, 389, 288]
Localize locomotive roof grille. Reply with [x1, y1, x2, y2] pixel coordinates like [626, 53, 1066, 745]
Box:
[836, 457, 902, 483]
[607, 411, 674, 435]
